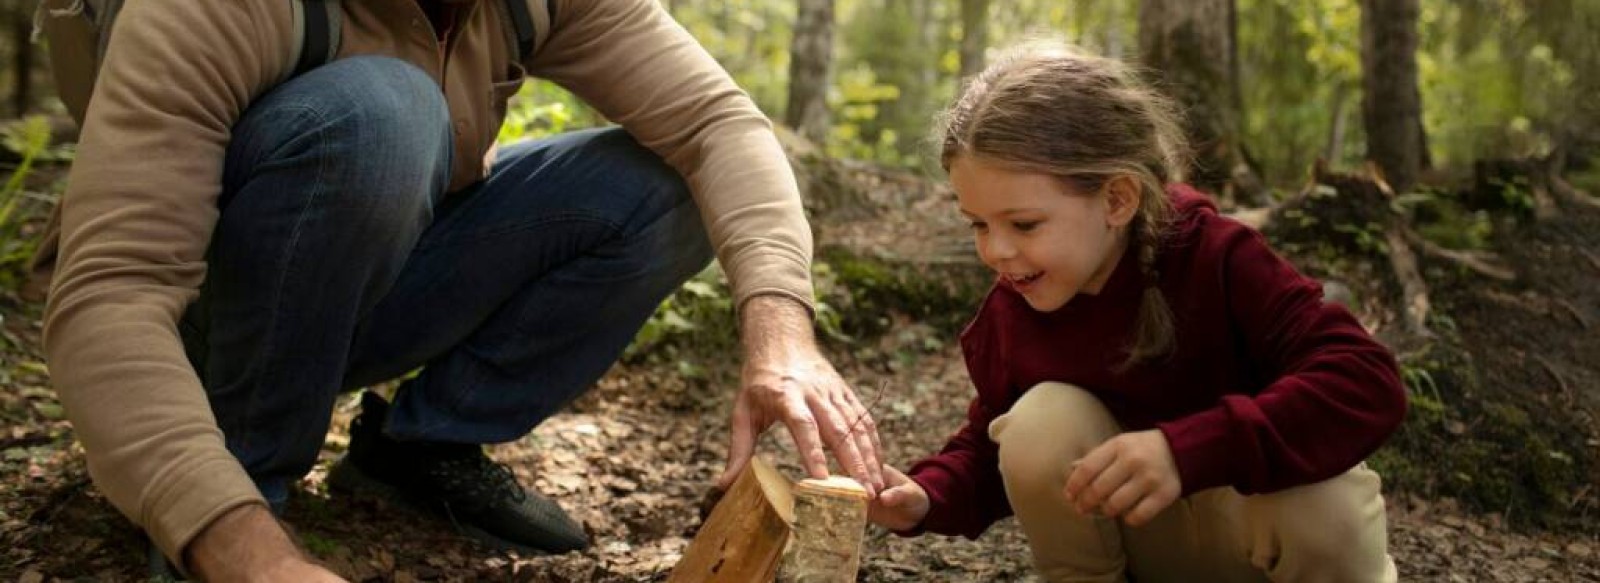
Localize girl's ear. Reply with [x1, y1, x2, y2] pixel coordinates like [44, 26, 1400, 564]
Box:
[1104, 175, 1140, 228]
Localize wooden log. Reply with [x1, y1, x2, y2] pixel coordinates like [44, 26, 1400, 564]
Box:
[668, 457, 795, 582]
[776, 476, 870, 583]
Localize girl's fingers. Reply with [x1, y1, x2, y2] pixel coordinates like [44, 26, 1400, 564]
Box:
[1064, 444, 1118, 503]
[1098, 476, 1148, 519]
[1122, 485, 1178, 527]
[1076, 456, 1133, 513]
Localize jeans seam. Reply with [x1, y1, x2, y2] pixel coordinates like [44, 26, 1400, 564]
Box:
[417, 211, 619, 251]
[235, 104, 331, 460]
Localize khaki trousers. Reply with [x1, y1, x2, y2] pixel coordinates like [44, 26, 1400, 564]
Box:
[988, 382, 1397, 583]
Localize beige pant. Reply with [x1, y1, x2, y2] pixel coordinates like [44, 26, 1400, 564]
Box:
[988, 382, 1397, 583]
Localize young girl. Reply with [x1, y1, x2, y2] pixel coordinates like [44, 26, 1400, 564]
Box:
[868, 42, 1407, 582]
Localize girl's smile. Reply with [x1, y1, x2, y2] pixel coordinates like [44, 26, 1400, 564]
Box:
[950, 155, 1136, 312]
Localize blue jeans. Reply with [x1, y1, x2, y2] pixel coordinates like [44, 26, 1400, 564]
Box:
[180, 57, 714, 507]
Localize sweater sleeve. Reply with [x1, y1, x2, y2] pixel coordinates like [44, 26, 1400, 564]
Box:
[904, 398, 1012, 539]
[42, 0, 296, 569]
[1157, 221, 1408, 495]
[529, 0, 814, 312]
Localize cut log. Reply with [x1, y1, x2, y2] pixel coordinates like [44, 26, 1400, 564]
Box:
[668, 457, 795, 583]
[776, 477, 870, 583]
[669, 461, 871, 583]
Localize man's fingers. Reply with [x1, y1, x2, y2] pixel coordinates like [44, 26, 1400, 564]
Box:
[719, 398, 757, 489]
[807, 392, 872, 493]
[839, 388, 885, 491]
[779, 395, 831, 479]
[835, 390, 883, 492]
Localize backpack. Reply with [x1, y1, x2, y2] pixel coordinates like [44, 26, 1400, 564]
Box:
[35, 0, 553, 127]
[26, 0, 554, 290]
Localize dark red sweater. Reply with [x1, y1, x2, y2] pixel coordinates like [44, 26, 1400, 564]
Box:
[906, 185, 1406, 540]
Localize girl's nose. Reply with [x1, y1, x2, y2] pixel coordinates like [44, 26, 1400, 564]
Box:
[982, 234, 1017, 262]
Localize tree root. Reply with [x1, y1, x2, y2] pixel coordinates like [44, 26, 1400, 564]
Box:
[1401, 228, 1517, 281]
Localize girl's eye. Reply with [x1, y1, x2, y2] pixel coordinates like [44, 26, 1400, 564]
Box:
[968, 221, 988, 232]
[1013, 221, 1040, 232]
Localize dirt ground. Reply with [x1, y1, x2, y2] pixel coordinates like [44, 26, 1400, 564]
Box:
[3, 322, 1599, 581]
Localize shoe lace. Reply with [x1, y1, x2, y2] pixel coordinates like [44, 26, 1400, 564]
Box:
[426, 454, 528, 511]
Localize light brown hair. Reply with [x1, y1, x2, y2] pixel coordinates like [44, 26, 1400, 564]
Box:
[937, 40, 1191, 370]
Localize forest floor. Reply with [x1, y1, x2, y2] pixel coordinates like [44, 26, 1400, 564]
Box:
[2, 156, 1599, 581]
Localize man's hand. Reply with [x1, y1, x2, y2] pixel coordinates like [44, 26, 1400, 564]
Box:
[867, 465, 929, 531]
[1063, 429, 1182, 527]
[185, 504, 346, 582]
[719, 295, 885, 496]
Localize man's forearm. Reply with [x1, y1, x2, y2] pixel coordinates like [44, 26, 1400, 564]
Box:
[739, 294, 817, 359]
[185, 504, 305, 580]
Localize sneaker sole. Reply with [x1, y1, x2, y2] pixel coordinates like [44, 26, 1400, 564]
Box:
[325, 457, 553, 557]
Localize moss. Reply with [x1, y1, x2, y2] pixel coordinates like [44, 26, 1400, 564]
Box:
[1372, 342, 1592, 531]
[817, 246, 991, 338]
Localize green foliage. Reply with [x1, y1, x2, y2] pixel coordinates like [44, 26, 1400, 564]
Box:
[0, 116, 55, 290]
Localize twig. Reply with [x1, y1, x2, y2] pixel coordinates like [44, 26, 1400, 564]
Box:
[1583, 250, 1600, 274]
[0, 433, 54, 450]
[1532, 355, 1571, 399]
[845, 380, 889, 438]
[1556, 299, 1591, 330]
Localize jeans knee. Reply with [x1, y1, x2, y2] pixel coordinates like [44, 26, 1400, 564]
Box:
[226, 56, 452, 257]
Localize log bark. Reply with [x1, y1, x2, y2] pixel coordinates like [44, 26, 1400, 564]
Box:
[776, 477, 869, 583]
[668, 458, 795, 583]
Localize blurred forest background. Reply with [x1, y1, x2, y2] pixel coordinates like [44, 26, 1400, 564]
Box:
[1, 0, 1598, 580]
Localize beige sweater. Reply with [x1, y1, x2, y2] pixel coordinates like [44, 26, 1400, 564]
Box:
[43, 0, 812, 564]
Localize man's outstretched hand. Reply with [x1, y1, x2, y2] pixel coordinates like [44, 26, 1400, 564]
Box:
[719, 295, 885, 497]
[185, 504, 346, 582]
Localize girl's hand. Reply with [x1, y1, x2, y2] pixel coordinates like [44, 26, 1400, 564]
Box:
[868, 465, 930, 531]
[1063, 429, 1181, 527]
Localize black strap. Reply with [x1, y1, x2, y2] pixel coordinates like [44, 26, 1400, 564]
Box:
[294, 0, 332, 76]
[503, 0, 536, 62]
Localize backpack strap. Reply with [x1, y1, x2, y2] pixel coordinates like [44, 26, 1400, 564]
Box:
[500, 0, 555, 63]
[290, 0, 341, 77]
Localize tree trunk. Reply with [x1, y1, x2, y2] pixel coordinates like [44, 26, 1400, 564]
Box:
[786, 0, 834, 146]
[1326, 84, 1350, 163]
[1360, 0, 1424, 193]
[958, 0, 989, 82]
[1139, 0, 1261, 204]
[13, 6, 33, 116]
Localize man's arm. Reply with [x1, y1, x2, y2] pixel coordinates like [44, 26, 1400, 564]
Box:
[186, 505, 343, 582]
[42, 0, 300, 571]
[722, 295, 885, 494]
[528, 0, 884, 492]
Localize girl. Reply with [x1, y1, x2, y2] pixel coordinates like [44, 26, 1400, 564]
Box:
[868, 41, 1407, 583]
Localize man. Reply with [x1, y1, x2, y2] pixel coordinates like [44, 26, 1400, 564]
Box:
[40, 0, 884, 579]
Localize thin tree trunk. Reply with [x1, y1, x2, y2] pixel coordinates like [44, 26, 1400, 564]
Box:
[1326, 84, 1350, 163]
[958, 0, 989, 82]
[1360, 0, 1424, 193]
[1139, 0, 1262, 204]
[786, 0, 835, 146]
[13, 8, 33, 116]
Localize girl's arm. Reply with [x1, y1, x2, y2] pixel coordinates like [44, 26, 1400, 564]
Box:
[1157, 221, 1408, 496]
[903, 398, 1012, 539]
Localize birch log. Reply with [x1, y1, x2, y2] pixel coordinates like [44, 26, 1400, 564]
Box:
[776, 476, 870, 583]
